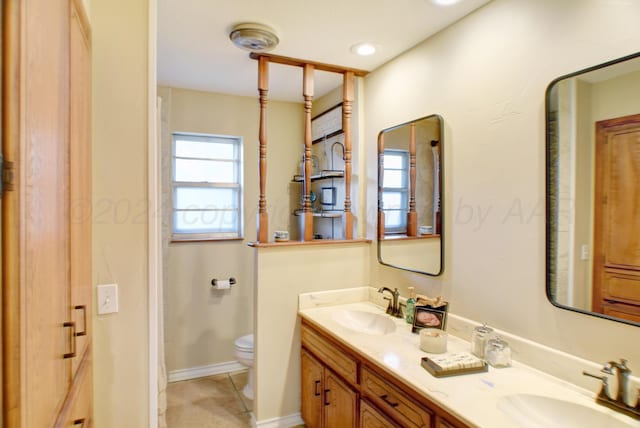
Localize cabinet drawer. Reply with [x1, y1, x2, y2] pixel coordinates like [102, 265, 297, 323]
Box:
[360, 399, 400, 428]
[361, 367, 432, 428]
[302, 324, 358, 385]
[55, 350, 93, 428]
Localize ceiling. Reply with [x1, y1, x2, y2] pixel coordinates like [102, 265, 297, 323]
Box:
[157, 0, 491, 102]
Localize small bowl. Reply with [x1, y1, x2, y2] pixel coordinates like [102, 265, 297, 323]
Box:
[274, 230, 289, 242]
[419, 225, 433, 235]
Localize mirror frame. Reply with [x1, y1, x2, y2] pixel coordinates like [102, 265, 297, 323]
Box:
[377, 114, 445, 276]
[545, 51, 640, 327]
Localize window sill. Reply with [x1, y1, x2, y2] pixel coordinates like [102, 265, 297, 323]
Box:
[171, 237, 245, 244]
[248, 238, 371, 248]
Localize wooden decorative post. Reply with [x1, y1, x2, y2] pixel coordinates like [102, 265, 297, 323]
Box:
[301, 64, 315, 241]
[342, 71, 354, 239]
[378, 132, 386, 239]
[407, 122, 418, 236]
[257, 56, 269, 243]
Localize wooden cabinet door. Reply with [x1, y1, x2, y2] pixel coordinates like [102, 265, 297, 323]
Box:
[54, 350, 93, 428]
[325, 369, 357, 428]
[301, 349, 324, 428]
[22, 0, 73, 426]
[68, 0, 92, 375]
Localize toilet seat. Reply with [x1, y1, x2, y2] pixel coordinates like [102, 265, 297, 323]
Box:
[235, 334, 253, 351]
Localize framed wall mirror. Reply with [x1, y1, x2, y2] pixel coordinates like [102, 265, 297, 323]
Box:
[546, 51, 640, 326]
[377, 114, 443, 276]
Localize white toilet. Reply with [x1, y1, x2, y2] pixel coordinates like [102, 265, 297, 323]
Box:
[234, 334, 254, 400]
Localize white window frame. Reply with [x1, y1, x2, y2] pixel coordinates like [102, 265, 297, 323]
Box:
[382, 149, 409, 234]
[171, 132, 244, 241]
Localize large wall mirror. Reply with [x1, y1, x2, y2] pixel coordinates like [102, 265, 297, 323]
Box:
[546, 52, 640, 326]
[377, 114, 443, 275]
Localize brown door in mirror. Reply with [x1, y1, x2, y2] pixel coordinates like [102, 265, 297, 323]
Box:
[592, 114, 640, 322]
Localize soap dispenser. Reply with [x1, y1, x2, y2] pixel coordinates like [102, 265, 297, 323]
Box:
[405, 287, 416, 324]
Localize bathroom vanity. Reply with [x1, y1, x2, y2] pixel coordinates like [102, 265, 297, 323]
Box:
[298, 288, 640, 428]
[301, 318, 465, 427]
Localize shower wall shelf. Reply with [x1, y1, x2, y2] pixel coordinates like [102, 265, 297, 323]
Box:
[292, 170, 344, 182]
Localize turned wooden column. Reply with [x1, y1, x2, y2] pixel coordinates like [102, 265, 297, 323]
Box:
[407, 122, 418, 236]
[257, 56, 269, 243]
[342, 71, 354, 239]
[301, 64, 315, 241]
[377, 133, 386, 239]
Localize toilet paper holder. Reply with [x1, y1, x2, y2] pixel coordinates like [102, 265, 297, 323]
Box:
[211, 277, 237, 289]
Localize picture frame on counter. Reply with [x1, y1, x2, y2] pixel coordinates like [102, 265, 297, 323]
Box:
[412, 303, 448, 333]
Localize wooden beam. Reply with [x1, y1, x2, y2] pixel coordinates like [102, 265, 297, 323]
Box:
[250, 52, 369, 77]
[257, 56, 269, 243]
[301, 64, 314, 241]
[342, 71, 354, 240]
[378, 133, 385, 239]
[407, 122, 417, 237]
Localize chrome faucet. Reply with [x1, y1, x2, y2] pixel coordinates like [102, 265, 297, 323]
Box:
[583, 358, 640, 420]
[377, 287, 402, 318]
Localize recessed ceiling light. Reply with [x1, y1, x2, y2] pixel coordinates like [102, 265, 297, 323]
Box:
[229, 23, 279, 52]
[430, 0, 461, 5]
[350, 43, 376, 56]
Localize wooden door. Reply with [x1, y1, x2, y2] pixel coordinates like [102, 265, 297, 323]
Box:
[593, 114, 640, 321]
[3, 0, 74, 426]
[324, 369, 357, 428]
[69, 0, 92, 376]
[301, 349, 324, 428]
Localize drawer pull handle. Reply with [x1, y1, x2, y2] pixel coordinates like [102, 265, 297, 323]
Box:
[73, 418, 86, 426]
[75, 305, 87, 336]
[324, 389, 331, 406]
[380, 394, 399, 408]
[63, 321, 77, 359]
[314, 380, 321, 397]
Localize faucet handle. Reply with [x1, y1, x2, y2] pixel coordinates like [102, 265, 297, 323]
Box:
[584, 370, 613, 400]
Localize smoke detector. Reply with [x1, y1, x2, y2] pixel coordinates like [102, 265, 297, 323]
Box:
[229, 23, 279, 52]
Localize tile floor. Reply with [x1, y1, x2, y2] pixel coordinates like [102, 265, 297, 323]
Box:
[167, 370, 253, 427]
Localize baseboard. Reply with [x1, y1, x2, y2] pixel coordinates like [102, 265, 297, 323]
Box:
[251, 412, 304, 428]
[168, 361, 246, 383]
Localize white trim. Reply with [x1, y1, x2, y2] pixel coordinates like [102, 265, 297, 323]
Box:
[168, 361, 247, 383]
[251, 413, 305, 428]
[147, 0, 159, 427]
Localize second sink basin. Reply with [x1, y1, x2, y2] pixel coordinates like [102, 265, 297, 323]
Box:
[331, 309, 396, 335]
[497, 393, 637, 428]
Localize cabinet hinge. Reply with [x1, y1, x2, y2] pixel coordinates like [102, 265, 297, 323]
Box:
[1, 154, 16, 195]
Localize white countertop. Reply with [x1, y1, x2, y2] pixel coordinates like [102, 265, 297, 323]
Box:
[298, 293, 640, 428]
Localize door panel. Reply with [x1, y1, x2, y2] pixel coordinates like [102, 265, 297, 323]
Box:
[69, 0, 92, 375]
[301, 349, 324, 428]
[325, 369, 357, 428]
[24, 0, 72, 425]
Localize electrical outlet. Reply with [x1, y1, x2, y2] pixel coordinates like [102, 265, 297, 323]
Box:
[97, 283, 119, 314]
[580, 244, 589, 261]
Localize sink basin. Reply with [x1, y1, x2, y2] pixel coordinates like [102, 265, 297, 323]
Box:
[497, 394, 637, 428]
[331, 309, 396, 335]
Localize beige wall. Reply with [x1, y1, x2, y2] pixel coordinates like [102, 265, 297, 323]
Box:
[366, 0, 640, 372]
[254, 243, 371, 422]
[92, 0, 149, 426]
[159, 87, 304, 371]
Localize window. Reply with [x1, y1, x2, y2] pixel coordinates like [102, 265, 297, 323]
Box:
[172, 133, 243, 240]
[382, 149, 409, 234]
